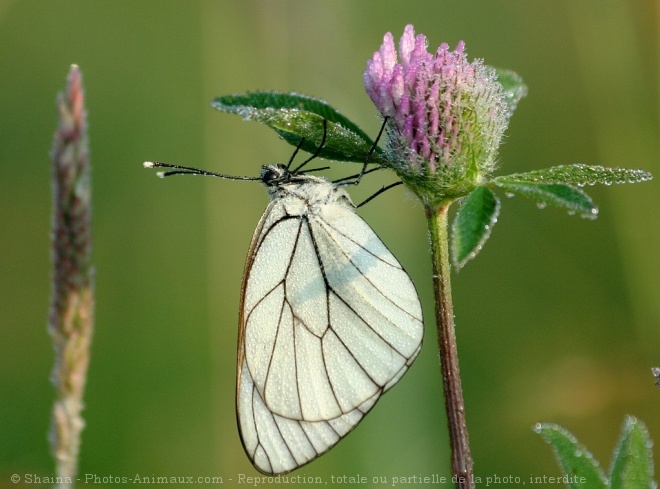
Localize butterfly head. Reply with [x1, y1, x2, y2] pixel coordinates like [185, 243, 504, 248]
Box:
[260, 163, 317, 188]
[260, 164, 291, 187]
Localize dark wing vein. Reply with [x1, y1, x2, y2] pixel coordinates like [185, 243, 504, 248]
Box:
[319, 218, 420, 323]
[311, 221, 416, 358]
[262, 218, 304, 416]
[328, 291, 397, 388]
[299, 216, 349, 413]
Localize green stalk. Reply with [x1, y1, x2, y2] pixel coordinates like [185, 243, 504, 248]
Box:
[426, 203, 474, 489]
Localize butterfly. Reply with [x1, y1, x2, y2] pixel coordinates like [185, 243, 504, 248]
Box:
[144, 120, 423, 474]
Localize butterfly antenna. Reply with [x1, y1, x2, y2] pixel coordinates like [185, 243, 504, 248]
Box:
[301, 166, 331, 174]
[344, 116, 389, 187]
[332, 117, 401, 207]
[334, 165, 382, 184]
[291, 119, 328, 174]
[356, 181, 403, 208]
[143, 162, 259, 181]
[285, 136, 307, 170]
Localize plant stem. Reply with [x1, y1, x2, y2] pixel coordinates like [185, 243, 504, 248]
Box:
[48, 65, 93, 489]
[426, 203, 474, 489]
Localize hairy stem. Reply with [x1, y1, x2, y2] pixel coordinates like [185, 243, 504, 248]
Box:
[426, 203, 474, 489]
[48, 65, 93, 489]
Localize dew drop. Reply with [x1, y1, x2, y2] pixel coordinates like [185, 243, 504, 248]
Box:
[504, 192, 514, 198]
[536, 202, 547, 209]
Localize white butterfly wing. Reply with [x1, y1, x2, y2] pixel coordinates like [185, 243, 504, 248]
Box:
[237, 188, 423, 475]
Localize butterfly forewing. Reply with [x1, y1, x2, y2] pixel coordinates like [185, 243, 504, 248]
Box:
[237, 175, 423, 475]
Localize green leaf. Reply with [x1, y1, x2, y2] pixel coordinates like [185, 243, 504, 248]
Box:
[536, 423, 608, 489]
[610, 416, 656, 489]
[495, 164, 653, 187]
[451, 185, 500, 270]
[212, 92, 389, 164]
[492, 180, 598, 219]
[494, 68, 528, 114]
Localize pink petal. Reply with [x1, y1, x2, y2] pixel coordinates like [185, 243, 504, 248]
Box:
[399, 25, 416, 69]
[380, 32, 397, 75]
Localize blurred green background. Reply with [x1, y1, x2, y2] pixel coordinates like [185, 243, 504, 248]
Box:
[2, 1, 658, 487]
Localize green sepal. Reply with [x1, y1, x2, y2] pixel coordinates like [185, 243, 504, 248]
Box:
[493, 67, 528, 114]
[495, 164, 653, 187]
[535, 423, 608, 489]
[212, 92, 389, 164]
[610, 416, 656, 489]
[492, 179, 598, 219]
[451, 185, 500, 270]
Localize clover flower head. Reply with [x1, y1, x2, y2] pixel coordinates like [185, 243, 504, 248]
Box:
[364, 25, 511, 202]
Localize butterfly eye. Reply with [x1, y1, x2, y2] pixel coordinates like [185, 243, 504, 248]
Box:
[260, 164, 290, 187]
[260, 167, 278, 185]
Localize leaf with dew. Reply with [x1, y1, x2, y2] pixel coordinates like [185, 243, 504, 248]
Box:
[492, 180, 598, 219]
[536, 423, 608, 489]
[495, 164, 652, 187]
[212, 92, 389, 165]
[493, 68, 528, 115]
[451, 185, 500, 270]
[610, 416, 655, 489]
